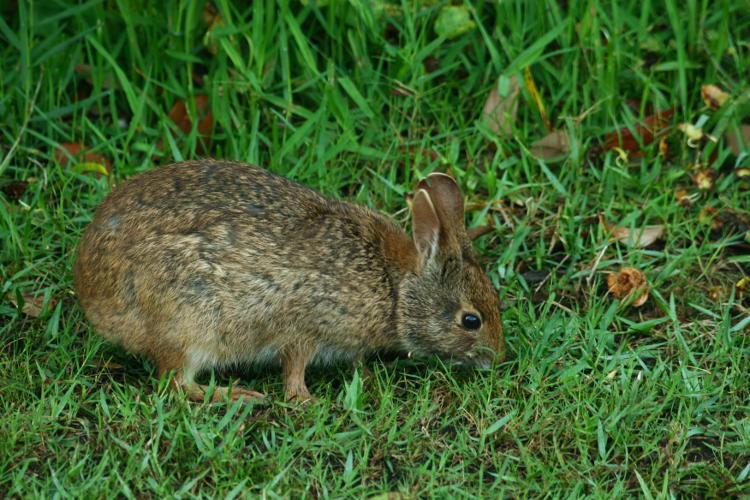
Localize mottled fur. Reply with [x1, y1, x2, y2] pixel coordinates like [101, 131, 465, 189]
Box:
[74, 160, 504, 402]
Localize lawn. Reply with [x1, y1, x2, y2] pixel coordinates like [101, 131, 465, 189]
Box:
[2, 0, 750, 497]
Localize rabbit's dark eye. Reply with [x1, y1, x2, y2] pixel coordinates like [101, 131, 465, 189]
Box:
[461, 313, 481, 330]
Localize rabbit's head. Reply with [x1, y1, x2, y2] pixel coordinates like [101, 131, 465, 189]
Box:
[397, 173, 505, 368]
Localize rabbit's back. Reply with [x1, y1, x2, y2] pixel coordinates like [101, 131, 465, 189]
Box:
[74, 160, 407, 370]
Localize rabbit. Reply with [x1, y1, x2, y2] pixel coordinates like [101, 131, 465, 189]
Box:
[73, 160, 505, 403]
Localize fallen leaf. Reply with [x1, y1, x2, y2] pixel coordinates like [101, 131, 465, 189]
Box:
[166, 95, 214, 154]
[600, 216, 664, 248]
[727, 125, 750, 156]
[699, 205, 723, 231]
[607, 267, 649, 307]
[434, 6, 476, 39]
[482, 75, 520, 136]
[54, 143, 112, 176]
[701, 84, 729, 110]
[530, 130, 569, 159]
[9, 292, 55, 318]
[1, 180, 28, 201]
[693, 168, 717, 190]
[601, 108, 674, 157]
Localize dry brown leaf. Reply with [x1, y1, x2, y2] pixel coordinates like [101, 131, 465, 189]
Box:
[699, 205, 723, 231]
[9, 292, 55, 318]
[482, 75, 520, 136]
[727, 125, 750, 156]
[601, 108, 674, 157]
[701, 84, 730, 110]
[600, 216, 665, 248]
[54, 143, 113, 176]
[530, 130, 569, 159]
[607, 267, 649, 307]
[165, 95, 214, 155]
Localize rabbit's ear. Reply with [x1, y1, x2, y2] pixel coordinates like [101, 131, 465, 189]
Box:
[417, 173, 467, 260]
[412, 188, 440, 261]
[424, 173, 465, 236]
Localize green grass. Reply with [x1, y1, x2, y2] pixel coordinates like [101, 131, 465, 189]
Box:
[2, 0, 750, 497]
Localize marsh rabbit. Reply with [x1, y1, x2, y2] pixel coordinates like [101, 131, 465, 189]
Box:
[74, 160, 505, 402]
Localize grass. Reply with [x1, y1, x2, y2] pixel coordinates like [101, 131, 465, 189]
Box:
[2, 0, 750, 497]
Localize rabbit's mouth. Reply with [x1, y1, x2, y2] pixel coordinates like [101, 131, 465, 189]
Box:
[422, 348, 495, 369]
[461, 346, 497, 369]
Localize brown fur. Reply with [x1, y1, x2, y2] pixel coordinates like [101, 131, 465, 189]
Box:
[73, 160, 504, 402]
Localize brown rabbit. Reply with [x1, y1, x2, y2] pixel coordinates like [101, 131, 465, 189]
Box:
[74, 160, 504, 403]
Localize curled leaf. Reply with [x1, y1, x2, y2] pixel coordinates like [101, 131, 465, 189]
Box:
[679, 122, 704, 141]
[693, 168, 717, 190]
[600, 216, 665, 248]
[674, 188, 697, 207]
[607, 267, 649, 307]
[679, 122, 718, 146]
[701, 84, 729, 110]
[482, 75, 519, 136]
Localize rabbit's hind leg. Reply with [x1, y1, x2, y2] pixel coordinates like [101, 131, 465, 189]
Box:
[161, 349, 268, 404]
[281, 343, 317, 402]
